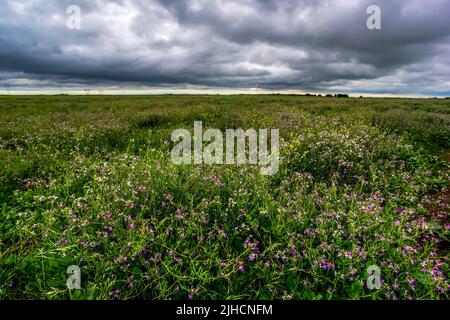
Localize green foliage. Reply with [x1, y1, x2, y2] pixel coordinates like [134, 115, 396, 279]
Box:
[0, 95, 449, 300]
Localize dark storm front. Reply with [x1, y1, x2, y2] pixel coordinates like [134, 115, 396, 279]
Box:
[176, 304, 273, 317]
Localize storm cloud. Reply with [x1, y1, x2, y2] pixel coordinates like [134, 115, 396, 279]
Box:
[1, 0, 450, 95]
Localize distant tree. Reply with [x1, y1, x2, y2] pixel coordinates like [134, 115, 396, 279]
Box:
[335, 93, 349, 98]
[325, 94, 333, 97]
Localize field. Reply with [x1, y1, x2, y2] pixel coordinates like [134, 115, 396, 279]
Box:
[0, 95, 449, 300]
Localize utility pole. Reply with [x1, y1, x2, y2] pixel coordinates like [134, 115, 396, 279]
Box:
[4, 84, 11, 95]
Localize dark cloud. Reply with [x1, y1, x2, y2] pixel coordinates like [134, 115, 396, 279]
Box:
[1, 0, 450, 95]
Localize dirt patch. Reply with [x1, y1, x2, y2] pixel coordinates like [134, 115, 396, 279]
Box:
[442, 151, 450, 162]
[422, 150, 450, 255]
[424, 188, 449, 256]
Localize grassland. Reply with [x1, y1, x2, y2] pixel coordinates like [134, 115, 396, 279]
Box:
[0, 95, 449, 300]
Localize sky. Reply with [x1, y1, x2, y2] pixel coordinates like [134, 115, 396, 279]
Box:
[1, 0, 450, 96]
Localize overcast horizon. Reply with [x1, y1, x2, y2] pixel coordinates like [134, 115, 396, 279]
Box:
[1, 0, 450, 96]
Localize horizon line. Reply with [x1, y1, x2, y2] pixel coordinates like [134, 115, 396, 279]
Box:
[1, 90, 448, 99]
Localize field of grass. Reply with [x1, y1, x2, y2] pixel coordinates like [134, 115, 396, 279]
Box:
[0, 95, 449, 300]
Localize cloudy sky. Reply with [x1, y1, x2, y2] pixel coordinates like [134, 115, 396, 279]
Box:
[1, 0, 450, 96]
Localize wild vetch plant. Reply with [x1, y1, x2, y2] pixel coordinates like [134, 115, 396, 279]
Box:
[0, 95, 448, 300]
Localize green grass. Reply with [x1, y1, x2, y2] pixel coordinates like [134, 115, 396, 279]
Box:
[0, 95, 449, 300]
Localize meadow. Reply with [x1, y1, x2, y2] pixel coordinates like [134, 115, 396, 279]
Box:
[0, 95, 448, 300]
